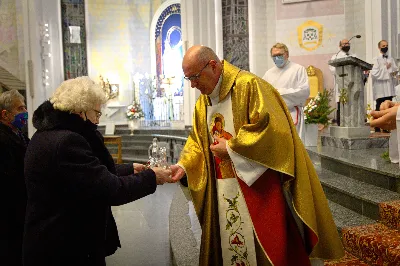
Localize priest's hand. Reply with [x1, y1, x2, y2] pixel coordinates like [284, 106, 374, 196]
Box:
[170, 164, 185, 183]
[210, 136, 230, 160]
[133, 163, 146, 174]
[370, 106, 399, 130]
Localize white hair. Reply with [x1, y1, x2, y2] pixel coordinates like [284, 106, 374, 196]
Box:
[0, 89, 25, 112]
[50, 76, 107, 112]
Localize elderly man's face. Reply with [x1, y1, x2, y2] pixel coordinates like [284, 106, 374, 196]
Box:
[183, 60, 217, 95]
[1, 98, 27, 125]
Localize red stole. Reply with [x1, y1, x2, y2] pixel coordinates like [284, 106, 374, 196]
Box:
[237, 169, 314, 266]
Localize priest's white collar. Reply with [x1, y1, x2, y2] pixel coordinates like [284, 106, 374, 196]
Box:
[208, 73, 223, 105]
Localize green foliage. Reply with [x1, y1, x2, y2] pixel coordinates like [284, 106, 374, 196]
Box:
[381, 151, 390, 162]
[304, 89, 335, 126]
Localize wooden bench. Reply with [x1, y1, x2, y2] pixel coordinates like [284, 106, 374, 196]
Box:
[103, 135, 123, 164]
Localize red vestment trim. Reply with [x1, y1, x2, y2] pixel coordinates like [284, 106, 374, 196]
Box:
[237, 169, 313, 266]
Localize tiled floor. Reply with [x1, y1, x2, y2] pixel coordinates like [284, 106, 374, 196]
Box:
[106, 183, 179, 266]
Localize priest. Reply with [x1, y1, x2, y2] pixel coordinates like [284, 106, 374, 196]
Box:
[170, 45, 344, 266]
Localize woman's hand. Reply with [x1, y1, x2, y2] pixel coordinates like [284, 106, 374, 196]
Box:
[133, 163, 146, 174]
[151, 167, 172, 185]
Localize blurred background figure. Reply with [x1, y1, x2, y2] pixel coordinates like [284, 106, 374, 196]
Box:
[371, 40, 398, 132]
[263, 43, 309, 142]
[0, 89, 29, 266]
[329, 39, 356, 126]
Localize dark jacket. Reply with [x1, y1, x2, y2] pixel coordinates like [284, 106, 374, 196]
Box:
[23, 101, 157, 266]
[0, 122, 29, 266]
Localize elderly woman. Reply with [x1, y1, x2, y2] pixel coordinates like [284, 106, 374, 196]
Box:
[23, 77, 171, 266]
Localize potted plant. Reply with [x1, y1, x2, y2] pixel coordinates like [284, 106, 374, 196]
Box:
[126, 101, 145, 135]
[303, 89, 335, 145]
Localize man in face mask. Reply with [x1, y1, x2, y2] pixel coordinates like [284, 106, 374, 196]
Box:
[0, 89, 30, 265]
[370, 40, 399, 132]
[262, 43, 310, 143]
[329, 39, 357, 126]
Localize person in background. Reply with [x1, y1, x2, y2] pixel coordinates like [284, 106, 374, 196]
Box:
[262, 43, 309, 142]
[170, 45, 343, 266]
[371, 40, 398, 132]
[329, 39, 356, 126]
[0, 89, 29, 266]
[23, 77, 171, 266]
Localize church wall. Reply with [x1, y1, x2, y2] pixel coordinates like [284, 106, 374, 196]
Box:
[251, 0, 367, 95]
[86, 0, 166, 124]
[0, 0, 24, 81]
[248, 0, 270, 77]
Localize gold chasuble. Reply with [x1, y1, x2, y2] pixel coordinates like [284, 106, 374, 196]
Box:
[178, 61, 344, 266]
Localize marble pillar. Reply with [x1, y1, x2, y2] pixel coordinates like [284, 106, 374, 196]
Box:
[329, 57, 372, 139]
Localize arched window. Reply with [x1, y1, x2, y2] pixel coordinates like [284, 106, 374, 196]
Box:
[150, 1, 183, 121]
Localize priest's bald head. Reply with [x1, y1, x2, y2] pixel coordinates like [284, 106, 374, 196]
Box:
[182, 45, 223, 95]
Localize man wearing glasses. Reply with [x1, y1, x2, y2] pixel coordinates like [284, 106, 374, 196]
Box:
[262, 43, 309, 143]
[170, 45, 343, 266]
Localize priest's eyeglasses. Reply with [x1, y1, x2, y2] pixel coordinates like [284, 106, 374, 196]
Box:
[184, 61, 210, 81]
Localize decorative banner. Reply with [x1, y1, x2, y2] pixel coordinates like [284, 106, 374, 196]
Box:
[297, 20, 323, 51]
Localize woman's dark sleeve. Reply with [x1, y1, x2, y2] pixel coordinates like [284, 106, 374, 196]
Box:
[56, 133, 157, 206]
[115, 163, 135, 176]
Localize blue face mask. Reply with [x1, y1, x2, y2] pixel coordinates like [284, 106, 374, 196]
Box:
[11, 112, 28, 129]
[273, 55, 286, 68]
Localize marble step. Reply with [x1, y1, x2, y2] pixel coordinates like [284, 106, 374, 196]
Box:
[307, 146, 400, 193]
[122, 155, 149, 164]
[115, 128, 189, 136]
[119, 134, 188, 142]
[315, 165, 400, 220]
[379, 200, 400, 230]
[342, 223, 400, 265]
[324, 251, 370, 266]
[119, 137, 186, 147]
[107, 146, 150, 157]
[328, 200, 375, 233]
[120, 139, 153, 148]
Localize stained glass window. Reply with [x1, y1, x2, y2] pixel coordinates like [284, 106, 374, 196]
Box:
[222, 0, 249, 71]
[61, 0, 88, 80]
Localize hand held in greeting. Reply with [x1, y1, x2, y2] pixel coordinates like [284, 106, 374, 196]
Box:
[133, 163, 146, 173]
[379, 100, 395, 111]
[152, 167, 172, 185]
[170, 164, 185, 182]
[370, 106, 399, 130]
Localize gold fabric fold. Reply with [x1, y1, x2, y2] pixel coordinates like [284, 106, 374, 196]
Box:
[178, 61, 344, 265]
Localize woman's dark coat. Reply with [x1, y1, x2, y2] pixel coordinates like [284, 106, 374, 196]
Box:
[0, 122, 29, 265]
[23, 101, 157, 266]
